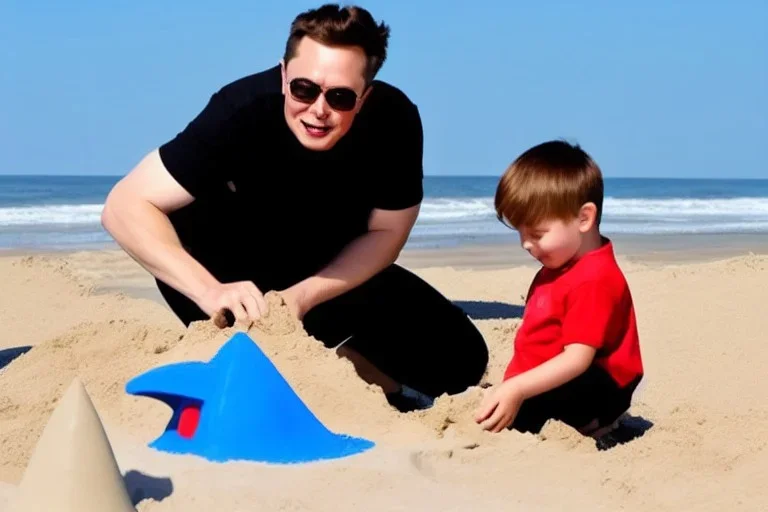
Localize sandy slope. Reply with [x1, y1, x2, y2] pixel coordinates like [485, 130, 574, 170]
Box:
[0, 250, 766, 511]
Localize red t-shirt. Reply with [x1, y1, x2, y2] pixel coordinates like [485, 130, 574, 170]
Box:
[503, 238, 643, 388]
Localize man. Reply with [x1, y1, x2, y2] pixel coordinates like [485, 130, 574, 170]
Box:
[102, 3, 488, 411]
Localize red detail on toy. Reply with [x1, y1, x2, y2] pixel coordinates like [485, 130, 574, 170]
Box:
[178, 404, 201, 438]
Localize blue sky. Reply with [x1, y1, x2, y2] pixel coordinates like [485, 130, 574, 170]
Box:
[1, 1, 766, 178]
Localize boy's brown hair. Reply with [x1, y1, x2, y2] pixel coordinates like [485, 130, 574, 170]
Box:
[494, 140, 604, 229]
[283, 4, 390, 84]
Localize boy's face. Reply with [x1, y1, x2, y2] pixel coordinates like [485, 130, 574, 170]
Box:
[517, 218, 582, 269]
[516, 204, 598, 269]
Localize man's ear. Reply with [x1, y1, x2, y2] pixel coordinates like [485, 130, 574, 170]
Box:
[578, 202, 598, 232]
[279, 59, 287, 95]
[355, 83, 374, 114]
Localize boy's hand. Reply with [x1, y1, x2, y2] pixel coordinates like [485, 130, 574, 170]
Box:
[474, 379, 525, 433]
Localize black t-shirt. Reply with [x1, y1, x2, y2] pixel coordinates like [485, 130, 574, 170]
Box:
[158, 65, 424, 289]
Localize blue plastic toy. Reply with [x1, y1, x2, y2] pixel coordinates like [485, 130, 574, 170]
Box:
[125, 331, 375, 464]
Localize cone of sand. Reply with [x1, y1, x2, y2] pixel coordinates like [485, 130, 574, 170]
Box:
[9, 377, 136, 512]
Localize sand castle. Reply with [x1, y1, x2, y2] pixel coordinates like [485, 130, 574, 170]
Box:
[8, 378, 136, 512]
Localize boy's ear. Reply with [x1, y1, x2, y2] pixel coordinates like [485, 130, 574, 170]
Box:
[578, 202, 598, 233]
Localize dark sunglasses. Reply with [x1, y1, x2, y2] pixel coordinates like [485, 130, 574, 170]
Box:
[288, 77, 362, 112]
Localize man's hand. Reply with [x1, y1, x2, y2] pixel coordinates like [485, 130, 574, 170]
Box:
[474, 379, 526, 433]
[196, 281, 269, 326]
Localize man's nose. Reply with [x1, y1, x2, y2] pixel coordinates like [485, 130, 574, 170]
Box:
[309, 94, 330, 119]
[522, 239, 534, 251]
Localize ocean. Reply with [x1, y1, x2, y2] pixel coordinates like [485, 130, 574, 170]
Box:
[1, 175, 767, 251]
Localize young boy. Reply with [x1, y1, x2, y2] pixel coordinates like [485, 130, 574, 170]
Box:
[474, 140, 644, 438]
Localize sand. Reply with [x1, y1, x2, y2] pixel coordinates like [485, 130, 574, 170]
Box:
[1, 248, 767, 510]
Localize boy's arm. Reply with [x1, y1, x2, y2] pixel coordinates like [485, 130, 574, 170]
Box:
[475, 344, 595, 432]
[519, 276, 619, 398]
[510, 343, 596, 399]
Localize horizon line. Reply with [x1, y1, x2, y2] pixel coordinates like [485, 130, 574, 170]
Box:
[0, 173, 766, 181]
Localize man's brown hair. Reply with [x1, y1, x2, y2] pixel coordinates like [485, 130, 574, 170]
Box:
[283, 4, 390, 84]
[494, 140, 604, 229]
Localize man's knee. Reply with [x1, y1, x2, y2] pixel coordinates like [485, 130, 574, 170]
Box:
[438, 310, 489, 395]
[453, 329, 489, 391]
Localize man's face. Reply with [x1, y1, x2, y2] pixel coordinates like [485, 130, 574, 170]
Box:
[281, 36, 371, 151]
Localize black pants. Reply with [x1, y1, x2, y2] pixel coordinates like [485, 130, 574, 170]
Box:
[510, 364, 641, 434]
[156, 264, 489, 398]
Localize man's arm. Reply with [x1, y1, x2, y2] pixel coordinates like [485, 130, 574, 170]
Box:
[281, 204, 420, 318]
[101, 149, 222, 305]
[279, 94, 425, 319]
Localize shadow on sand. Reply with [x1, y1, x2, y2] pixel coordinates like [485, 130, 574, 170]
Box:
[0, 346, 32, 372]
[454, 300, 524, 320]
[595, 414, 655, 451]
[124, 470, 174, 506]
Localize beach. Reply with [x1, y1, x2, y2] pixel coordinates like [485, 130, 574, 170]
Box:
[1, 239, 767, 511]
[4, 0, 766, 506]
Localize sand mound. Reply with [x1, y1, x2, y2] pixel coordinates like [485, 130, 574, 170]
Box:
[0, 318, 184, 481]
[0, 276, 478, 482]
[3, 251, 768, 511]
